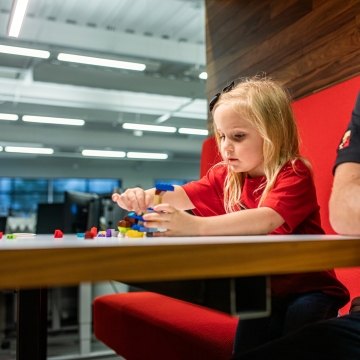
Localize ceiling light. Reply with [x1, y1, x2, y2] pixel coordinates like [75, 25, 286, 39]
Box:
[122, 123, 176, 133]
[0, 44, 50, 58]
[57, 53, 146, 71]
[0, 113, 18, 121]
[82, 149, 126, 158]
[0, 146, 3, 152]
[5, 146, 54, 155]
[22, 115, 85, 126]
[7, 0, 29, 38]
[127, 152, 168, 160]
[199, 72, 208, 80]
[178, 128, 209, 136]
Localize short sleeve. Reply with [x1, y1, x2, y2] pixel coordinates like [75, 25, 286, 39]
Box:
[182, 165, 226, 217]
[334, 92, 360, 170]
[262, 161, 320, 233]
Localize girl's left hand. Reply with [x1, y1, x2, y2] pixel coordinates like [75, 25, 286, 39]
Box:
[142, 203, 201, 236]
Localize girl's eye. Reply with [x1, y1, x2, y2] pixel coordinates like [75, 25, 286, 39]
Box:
[234, 133, 245, 140]
[218, 134, 225, 140]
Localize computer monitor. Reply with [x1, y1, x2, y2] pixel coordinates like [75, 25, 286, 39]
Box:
[101, 197, 128, 229]
[63, 191, 100, 234]
[36, 203, 65, 234]
[0, 216, 7, 232]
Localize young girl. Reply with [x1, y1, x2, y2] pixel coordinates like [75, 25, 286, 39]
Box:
[112, 77, 349, 356]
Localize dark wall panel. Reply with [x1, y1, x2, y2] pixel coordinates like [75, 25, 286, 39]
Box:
[206, 0, 360, 101]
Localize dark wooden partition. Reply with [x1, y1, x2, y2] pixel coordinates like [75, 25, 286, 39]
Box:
[206, 0, 360, 103]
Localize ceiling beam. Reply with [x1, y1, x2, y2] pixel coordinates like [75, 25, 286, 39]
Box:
[0, 77, 207, 120]
[0, 122, 203, 154]
[0, 14, 206, 66]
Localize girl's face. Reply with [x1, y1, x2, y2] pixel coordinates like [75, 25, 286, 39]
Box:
[214, 104, 265, 177]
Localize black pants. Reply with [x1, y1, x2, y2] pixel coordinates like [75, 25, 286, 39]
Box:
[234, 313, 360, 360]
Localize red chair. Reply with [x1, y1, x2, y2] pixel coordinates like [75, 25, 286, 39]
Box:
[335, 268, 360, 315]
[94, 81, 360, 355]
[93, 292, 237, 360]
[292, 75, 360, 315]
[199, 136, 222, 178]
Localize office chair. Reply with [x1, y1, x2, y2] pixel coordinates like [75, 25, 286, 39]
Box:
[0, 217, 7, 232]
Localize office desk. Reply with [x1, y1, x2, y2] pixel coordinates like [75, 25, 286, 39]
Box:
[1, 234, 360, 360]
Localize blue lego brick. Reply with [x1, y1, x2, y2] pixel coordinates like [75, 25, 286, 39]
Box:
[127, 211, 144, 221]
[132, 224, 159, 233]
[155, 183, 175, 191]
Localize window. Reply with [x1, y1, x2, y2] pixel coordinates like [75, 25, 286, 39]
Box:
[0, 178, 122, 216]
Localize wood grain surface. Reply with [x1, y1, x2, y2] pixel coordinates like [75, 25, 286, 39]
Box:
[205, 0, 360, 106]
[0, 235, 359, 289]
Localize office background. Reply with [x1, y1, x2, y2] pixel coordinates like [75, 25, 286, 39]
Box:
[0, 0, 206, 358]
[2, 0, 359, 219]
[0, 0, 207, 222]
[0, 0, 359, 359]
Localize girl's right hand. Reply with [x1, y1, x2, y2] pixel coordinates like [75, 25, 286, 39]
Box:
[112, 187, 153, 214]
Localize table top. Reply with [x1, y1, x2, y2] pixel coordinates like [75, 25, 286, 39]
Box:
[1, 234, 359, 289]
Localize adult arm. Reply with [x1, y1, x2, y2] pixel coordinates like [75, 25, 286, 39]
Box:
[329, 162, 360, 235]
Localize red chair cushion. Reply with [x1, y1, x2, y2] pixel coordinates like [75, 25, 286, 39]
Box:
[93, 292, 237, 360]
[200, 136, 222, 178]
[335, 267, 360, 315]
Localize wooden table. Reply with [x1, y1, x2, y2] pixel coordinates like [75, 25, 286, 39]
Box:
[1, 233, 360, 360]
[1, 234, 360, 288]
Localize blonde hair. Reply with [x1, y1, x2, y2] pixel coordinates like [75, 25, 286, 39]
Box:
[212, 76, 302, 212]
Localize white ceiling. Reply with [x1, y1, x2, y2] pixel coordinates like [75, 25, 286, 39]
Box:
[0, 0, 208, 164]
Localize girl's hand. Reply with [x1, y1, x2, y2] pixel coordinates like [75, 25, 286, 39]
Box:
[112, 188, 153, 214]
[142, 203, 202, 236]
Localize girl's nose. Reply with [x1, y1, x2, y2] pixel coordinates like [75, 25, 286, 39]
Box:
[222, 138, 233, 151]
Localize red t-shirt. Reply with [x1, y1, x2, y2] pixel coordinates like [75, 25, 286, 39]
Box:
[182, 160, 349, 304]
